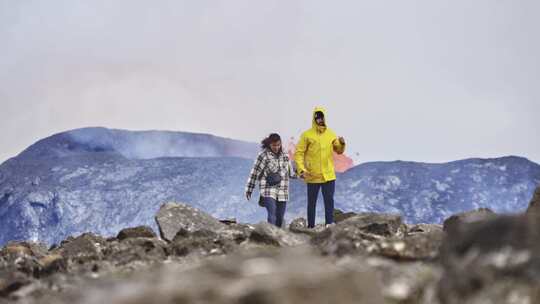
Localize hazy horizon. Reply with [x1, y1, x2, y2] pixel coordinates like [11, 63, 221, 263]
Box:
[2, 125, 538, 167]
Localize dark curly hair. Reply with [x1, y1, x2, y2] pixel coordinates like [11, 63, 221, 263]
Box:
[261, 133, 282, 152]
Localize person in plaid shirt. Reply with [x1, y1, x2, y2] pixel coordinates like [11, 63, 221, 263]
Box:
[245, 133, 296, 227]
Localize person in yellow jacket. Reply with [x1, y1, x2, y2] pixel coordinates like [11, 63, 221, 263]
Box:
[295, 106, 346, 228]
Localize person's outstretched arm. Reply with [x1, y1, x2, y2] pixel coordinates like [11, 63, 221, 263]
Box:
[245, 153, 264, 200]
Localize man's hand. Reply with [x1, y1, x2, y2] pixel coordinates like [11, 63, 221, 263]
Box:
[338, 136, 346, 145]
[299, 171, 311, 179]
[246, 192, 251, 201]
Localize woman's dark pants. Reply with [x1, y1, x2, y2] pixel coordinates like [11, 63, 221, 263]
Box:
[307, 180, 335, 228]
[264, 197, 286, 227]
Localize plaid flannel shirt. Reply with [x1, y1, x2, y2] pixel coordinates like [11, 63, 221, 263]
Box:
[245, 149, 296, 202]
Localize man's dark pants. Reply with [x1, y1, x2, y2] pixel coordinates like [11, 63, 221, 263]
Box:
[307, 180, 335, 228]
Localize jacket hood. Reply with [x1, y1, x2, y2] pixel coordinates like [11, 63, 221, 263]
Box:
[312, 106, 328, 132]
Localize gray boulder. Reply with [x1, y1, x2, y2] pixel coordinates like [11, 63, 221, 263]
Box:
[0, 243, 42, 278]
[526, 185, 540, 219]
[392, 227, 444, 261]
[155, 202, 226, 242]
[217, 223, 253, 244]
[288, 218, 327, 236]
[408, 223, 444, 235]
[1, 242, 48, 260]
[169, 229, 236, 257]
[289, 217, 308, 231]
[54, 233, 108, 260]
[438, 214, 540, 303]
[116, 226, 157, 240]
[0, 269, 32, 298]
[289, 217, 324, 236]
[343, 213, 406, 237]
[37, 254, 67, 276]
[442, 208, 496, 233]
[249, 222, 309, 247]
[338, 256, 443, 303]
[333, 208, 357, 223]
[103, 237, 168, 267]
[312, 213, 407, 257]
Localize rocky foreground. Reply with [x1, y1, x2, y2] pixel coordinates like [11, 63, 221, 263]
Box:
[1, 186, 540, 304]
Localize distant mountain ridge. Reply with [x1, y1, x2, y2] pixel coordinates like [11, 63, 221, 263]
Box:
[14, 127, 260, 160]
[331, 156, 540, 224]
[0, 127, 538, 246]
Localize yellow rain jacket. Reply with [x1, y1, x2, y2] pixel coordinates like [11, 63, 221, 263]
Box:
[294, 107, 346, 183]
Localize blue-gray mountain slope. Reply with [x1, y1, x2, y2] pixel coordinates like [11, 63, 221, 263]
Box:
[1, 127, 538, 246]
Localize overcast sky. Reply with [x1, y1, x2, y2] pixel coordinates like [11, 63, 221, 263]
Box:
[1, 0, 539, 165]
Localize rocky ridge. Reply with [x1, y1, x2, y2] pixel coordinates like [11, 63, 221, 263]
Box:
[1, 186, 540, 303]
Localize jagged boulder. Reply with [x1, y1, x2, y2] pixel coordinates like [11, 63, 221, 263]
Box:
[526, 185, 540, 219]
[312, 213, 407, 257]
[289, 217, 308, 231]
[0, 243, 45, 279]
[350, 223, 445, 261]
[249, 222, 309, 247]
[169, 229, 236, 257]
[397, 224, 445, 260]
[0, 269, 32, 298]
[438, 214, 540, 303]
[103, 237, 168, 266]
[338, 256, 443, 303]
[408, 223, 443, 234]
[381, 226, 444, 261]
[0, 243, 44, 298]
[1, 242, 48, 260]
[288, 218, 327, 236]
[1, 244, 33, 259]
[442, 208, 496, 233]
[52, 233, 108, 273]
[311, 213, 407, 257]
[333, 208, 357, 223]
[345, 213, 406, 237]
[37, 254, 67, 276]
[155, 203, 226, 242]
[217, 223, 253, 244]
[116, 226, 157, 240]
